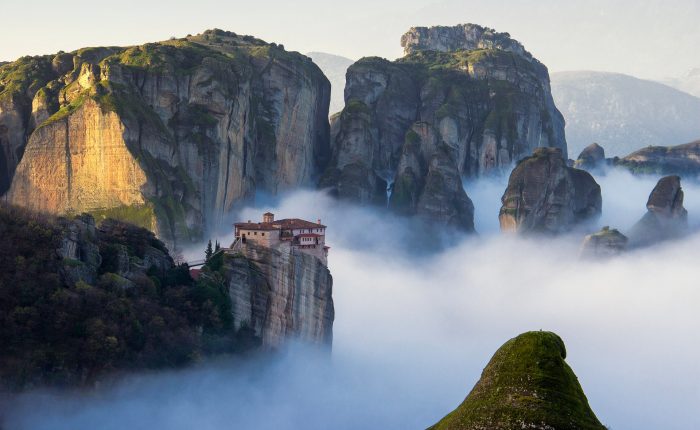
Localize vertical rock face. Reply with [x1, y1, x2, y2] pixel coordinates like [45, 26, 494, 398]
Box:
[628, 175, 688, 247]
[499, 148, 601, 234]
[1, 29, 331, 248]
[322, 23, 566, 230]
[429, 331, 606, 430]
[223, 243, 334, 348]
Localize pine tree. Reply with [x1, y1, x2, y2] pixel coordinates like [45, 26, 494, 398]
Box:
[205, 239, 213, 261]
[214, 240, 221, 252]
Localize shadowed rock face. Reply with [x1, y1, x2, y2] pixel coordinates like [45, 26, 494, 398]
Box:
[321, 23, 566, 232]
[499, 148, 601, 234]
[616, 140, 700, 176]
[1, 29, 331, 249]
[580, 226, 628, 258]
[429, 331, 606, 430]
[628, 175, 688, 247]
[223, 242, 334, 348]
[575, 143, 606, 171]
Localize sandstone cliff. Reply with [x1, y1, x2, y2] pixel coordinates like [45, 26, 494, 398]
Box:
[1, 29, 330, 248]
[321, 24, 566, 231]
[429, 331, 606, 430]
[499, 148, 601, 234]
[627, 175, 688, 247]
[216, 242, 334, 348]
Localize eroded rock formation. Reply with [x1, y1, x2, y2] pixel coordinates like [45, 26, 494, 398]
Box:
[580, 226, 628, 258]
[1, 29, 330, 248]
[321, 23, 566, 231]
[575, 143, 606, 171]
[499, 148, 601, 234]
[221, 242, 334, 348]
[628, 175, 688, 247]
[429, 331, 606, 430]
[616, 140, 700, 176]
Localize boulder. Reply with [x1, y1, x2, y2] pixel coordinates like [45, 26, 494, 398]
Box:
[429, 331, 606, 430]
[574, 143, 606, 171]
[627, 175, 688, 247]
[580, 226, 628, 258]
[499, 148, 602, 234]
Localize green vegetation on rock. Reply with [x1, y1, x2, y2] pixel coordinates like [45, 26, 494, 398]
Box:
[87, 203, 157, 231]
[430, 331, 606, 430]
[0, 204, 262, 389]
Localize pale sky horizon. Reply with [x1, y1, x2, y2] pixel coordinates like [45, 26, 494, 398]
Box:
[2, 0, 699, 80]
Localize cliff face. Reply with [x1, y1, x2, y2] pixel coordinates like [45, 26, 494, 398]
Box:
[499, 148, 601, 234]
[2, 29, 330, 248]
[628, 175, 688, 247]
[321, 24, 565, 230]
[222, 242, 334, 348]
[429, 331, 606, 430]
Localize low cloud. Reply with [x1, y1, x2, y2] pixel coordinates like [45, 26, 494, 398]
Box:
[4, 170, 700, 430]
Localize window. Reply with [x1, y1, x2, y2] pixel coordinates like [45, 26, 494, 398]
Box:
[254, 232, 257, 235]
[262, 233, 265, 236]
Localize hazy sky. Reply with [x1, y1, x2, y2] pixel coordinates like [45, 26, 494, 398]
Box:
[2, 0, 698, 79]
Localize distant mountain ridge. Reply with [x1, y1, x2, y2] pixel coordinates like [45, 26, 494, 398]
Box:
[551, 70, 700, 157]
[306, 52, 354, 115]
[662, 68, 700, 98]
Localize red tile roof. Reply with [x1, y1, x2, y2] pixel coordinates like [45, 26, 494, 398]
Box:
[274, 218, 326, 229]
[234, 222, 278, 231]
[235, 218, 326, 230]
[297, 233, 322, 238]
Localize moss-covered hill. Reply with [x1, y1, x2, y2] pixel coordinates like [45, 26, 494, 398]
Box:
[0, 29, 330, 249]
[429, 331, 606, 430]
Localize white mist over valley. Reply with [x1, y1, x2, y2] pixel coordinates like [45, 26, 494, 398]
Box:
[5, 171, 700, 430]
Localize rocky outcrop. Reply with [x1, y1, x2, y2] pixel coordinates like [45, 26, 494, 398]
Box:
[499, 148, 601, 234]
[627, 175, 688, 247]
[580, 226, 628, 258]
[401, 24, 532, 58]
[2, 29, 331, 249]
[321, 23, 566, 231]
[222, 242, 333, 348]
[56, 214, 174, 288]
[616, 140, 700, 176]
[429, 331, 606, 430]
[575, 143, 606, 171]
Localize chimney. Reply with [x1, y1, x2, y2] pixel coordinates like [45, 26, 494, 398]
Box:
[317, 219, 322, 225]
[263, 212, 274, 223]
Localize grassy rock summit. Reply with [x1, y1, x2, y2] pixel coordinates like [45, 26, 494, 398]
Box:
[0, 29, 330, 248]
[616, 139, 700, 176]
[429, 331, 606, 430]
[499, 148, 601, 234]
[321, 23, 566, 231]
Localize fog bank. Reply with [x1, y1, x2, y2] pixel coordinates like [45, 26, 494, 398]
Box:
[3, 171, 700, 430]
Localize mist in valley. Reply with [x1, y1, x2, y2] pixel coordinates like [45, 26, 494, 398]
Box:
[3, 171, 700, 430]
